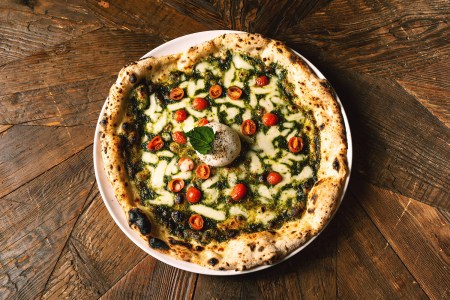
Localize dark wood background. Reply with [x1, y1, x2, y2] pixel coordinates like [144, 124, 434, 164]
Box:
[0, 0, 449, 299]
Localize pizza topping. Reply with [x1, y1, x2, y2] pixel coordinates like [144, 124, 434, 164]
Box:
[241, 119, 257, 136]
[174, 109, 188, 122]
[186, 126, 215, 154]
[196, 164, 211, 180]
[288, 136, 304, 153]
[187, 186, 202, 203]
[262, 113, 279, 126]
[231, 183, 247, 201]
[168, 178, 185, 193]
[255, 75, 269, 87]
[178, 157, 194, 171]
[149, 237, 169, 250]
[189, 214, 204, 230]
[227, 86, 243, 100]
[196, 122, 241, 167]
[169, 87, 184, 101]
[147, 136, 164, 151]
[192, 97, 209, 111]
[266, 171, 282, 185]
[172, 131, 187, 144]
[128, 208, 152, 235]
[209, 85, 222, 98]
[197, 118, 209, 126]
[174, 193, 184, 204]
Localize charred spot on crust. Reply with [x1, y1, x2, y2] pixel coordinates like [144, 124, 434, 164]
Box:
[208, 258, 219, 266]
[149, 237, 169, 250]
[169, 237, 192, 249]
[289, 54, 297, 63]
[195, 245, 204, 251]
[128, 208, 152, 235]
[333, 158, 340, 171]
[248, 243, 256, 251]
[319, 124, 325, 130]
[101, 118, 107, 126]
[308, 208, 315, 213]
[258, 246, 265, 252]
[311, 193, 318, 204]
[130, 73, 137, 83]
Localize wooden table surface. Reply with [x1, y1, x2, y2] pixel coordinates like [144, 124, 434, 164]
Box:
[1, 0, 449, 299]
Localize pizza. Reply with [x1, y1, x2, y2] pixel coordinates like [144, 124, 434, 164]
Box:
[100, 33, 348, 271]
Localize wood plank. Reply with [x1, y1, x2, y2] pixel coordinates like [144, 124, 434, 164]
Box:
[0, 75, 113, 126]
[326, 70, 449, 210]
[41, 186, 147, 299]
[279, 0, 450, 77]
[0, 7, 102, 66]
[0, 124, 12, 133]
[336, 191, 427, 299]
[352, 179, 450, 299]
[0, 28, 166, 96]
[0, 125, 93, 198]
[0, 146, 95, 299]
[194, 214, 337, 299]
[100, 257, 197, 300]
[397, 62, 450, 127]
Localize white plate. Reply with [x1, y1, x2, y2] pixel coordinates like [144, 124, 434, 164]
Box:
[93, 30, 353, 275]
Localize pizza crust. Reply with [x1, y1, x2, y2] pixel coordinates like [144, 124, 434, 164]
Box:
[100, 33, 348, 271]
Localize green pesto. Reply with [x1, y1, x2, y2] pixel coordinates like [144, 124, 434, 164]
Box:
[121, 51, 321, 244]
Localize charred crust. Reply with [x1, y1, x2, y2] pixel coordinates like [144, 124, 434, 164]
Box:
[289, 53, 297, 63]
[248, 243, 256, 251]
[169, 237, 192, 249]
[208, 258, 219, 266]
[195, 245, 204, 251]
[128, 208, 152, 235]
[149, 237, 169, 251]
[333, 158, 340, 171]
[308, 208, 315, 213]
[319, 124, 325, 130]
[311, 193, 318, 204]
[129, 73, 137, 83]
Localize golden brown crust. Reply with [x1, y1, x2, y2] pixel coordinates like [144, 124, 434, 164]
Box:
[100, 33, 348, 271]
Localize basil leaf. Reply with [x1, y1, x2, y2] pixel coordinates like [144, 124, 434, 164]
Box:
[185, 127, 215, 154]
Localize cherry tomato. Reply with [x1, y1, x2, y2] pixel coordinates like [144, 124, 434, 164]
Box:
[209, 85, 222, 99]
[197, 118, 209, 126]
[262, 113, 278, 126]
[147, 136, 164, 151]
[241, 119, 257, 136]
[266, 171, 282, 185]
[288, 136, 304, 153]
[187, 186, 202, 203]
[192, 97, 209, 111]
[178, 157, 194, 171]
[231, 183, 247, 201]
[168, 178, 185, 192]
[174, 109, 188, 122]
[169, 87, 184, 101]
[196, 164, 211, 180]
[227, 86, 243, 100]
[172, 131, 187, 144]
[255, 75, 269, 87]
[189, 214, 204, 230]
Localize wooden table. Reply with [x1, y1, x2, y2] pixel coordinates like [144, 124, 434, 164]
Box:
[1, 1, 449, 299]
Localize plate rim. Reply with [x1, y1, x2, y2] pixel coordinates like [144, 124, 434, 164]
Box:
[93, 30, 353, 276]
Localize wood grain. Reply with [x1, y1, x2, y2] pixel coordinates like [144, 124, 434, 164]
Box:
[336, 191, 427, 299]
[352, 179, 450, 299]
[0, 146, 95, 300]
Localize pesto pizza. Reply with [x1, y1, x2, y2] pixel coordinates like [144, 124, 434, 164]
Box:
[100, 33, 348, 271]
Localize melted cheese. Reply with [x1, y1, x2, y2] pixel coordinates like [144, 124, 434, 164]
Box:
[280, 188, 297, 204]
[151, 160, 167, 188]
[248, 151, 263, 174]
[182, 115, 195, 132]
[195, 61, 221, 76]
[255, 211, 276, 224]
[149, 190, 174, 206]
[215, 98, 245, 108]
[142, 152, 158, 164]
[229, 205, 248, 217]
[187, 79, 205, 97]
[292, 166, 313, 182]
[190, 204, 226, 221]
[232, 54, 253, 70]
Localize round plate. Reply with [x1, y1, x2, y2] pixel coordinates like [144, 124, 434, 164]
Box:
[93, 30, 353, 275]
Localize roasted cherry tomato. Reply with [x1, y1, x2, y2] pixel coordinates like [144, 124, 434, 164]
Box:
[262, 113, 278, 126]
[231, 183, 247, 201]
[255, 75, 269, 87]
[266, 171, 282, 185]
[187, 186, 202, 203]
[288, 136, 304, 153]
[174, 109, 188, 122]
[169, 87, 184, 101]
[196, 164, 211, 180]
[172, 131, 187, 144]
[209, 85, 223, 99]
[192, 97, 209, 111]
[178, 157, 194, 171]
[168, 178, 185, 193]
[227, 86, 243, 100]
[197, 118, 209, 126]
[189, 214, 204, 230]
[241, 119, 257, 136]
[147, 136, 164, 151]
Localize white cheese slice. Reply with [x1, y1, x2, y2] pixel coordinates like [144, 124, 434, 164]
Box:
[157, 150, 174, 158]
[148, 190, 174, 206]
[187, 79, 205, 97]
[225, 107, 240, 120]
[142, 152, 158, 164]
[247, 151, 263, 174]
[229, 206, 248, 218]
[285, 111, 304, 122]
[167, 101, 186, 111]
[195, 61, 221, 76]
[165, 158, 178, 176]
[223, 64, 236, 87]
[292, 166, 313, 182]
[151, 160, 167, 188]
[280, 188, 297, 204]
[148, 110, 168, 133]
[283, 122, 294, 128]
[232, 54, 253, 70]
[190, 204, 226, 221]
[255, 211, 276, 224]
[215, 98, 246, 108]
